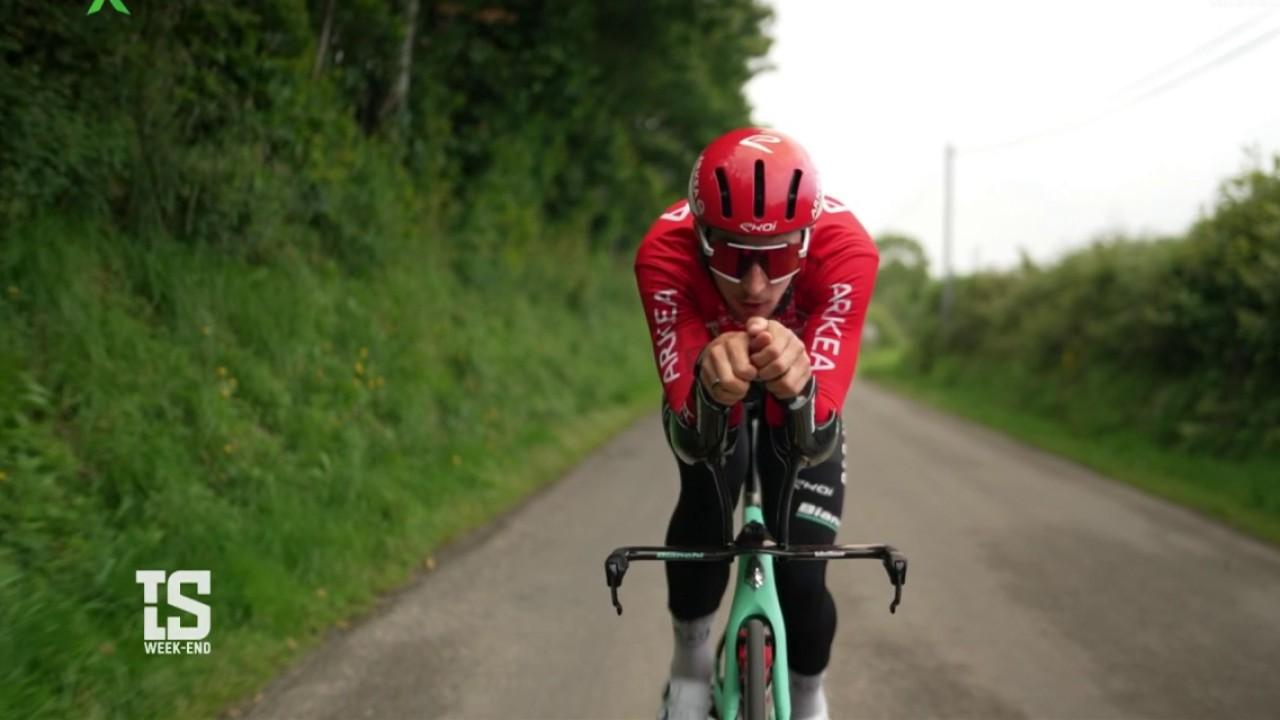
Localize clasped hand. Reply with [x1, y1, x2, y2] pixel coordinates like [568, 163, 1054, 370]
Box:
[698, 317, 811, 406]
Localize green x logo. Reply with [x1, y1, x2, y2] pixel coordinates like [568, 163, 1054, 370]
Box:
[86, 0, 131, 15]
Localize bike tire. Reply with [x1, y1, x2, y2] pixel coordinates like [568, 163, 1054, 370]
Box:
[744, 618, 768, 720]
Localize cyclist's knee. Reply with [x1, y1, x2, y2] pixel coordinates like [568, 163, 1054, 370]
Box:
[667, 561, 730, 619]
[776, 561, 829, 612]
[777, 566, 837, 674]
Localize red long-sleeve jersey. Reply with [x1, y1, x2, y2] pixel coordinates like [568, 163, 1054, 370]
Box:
[635, 196, 879, 427]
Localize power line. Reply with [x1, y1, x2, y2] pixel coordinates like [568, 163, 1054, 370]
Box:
[1108, 10, 1276, 101]
[891, 12, 1280, 273]
[960, 16, 1280, 153]
[1126, 24, 1280, 104]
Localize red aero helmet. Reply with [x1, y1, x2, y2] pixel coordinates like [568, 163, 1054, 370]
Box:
[688, 127, 823, 236]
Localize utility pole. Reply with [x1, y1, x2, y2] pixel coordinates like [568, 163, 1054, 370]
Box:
[941, 143, 955, 328]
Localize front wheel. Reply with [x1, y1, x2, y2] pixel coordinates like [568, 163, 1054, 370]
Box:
[744, 618, 768, 720]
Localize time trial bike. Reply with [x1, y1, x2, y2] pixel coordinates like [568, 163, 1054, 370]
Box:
[604, 391, 908, 720]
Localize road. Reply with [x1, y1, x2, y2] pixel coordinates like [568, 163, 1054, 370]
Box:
[245, 383, 1280, 719]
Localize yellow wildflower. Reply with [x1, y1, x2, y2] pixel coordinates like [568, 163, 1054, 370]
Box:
[354, 361, 365, 376]
[451, 454, 462, 466]
[216, 366, 228, 378]
[201, 324, 212, 336]
[223, 443, 235, 455]
[0, 470, 7, 482]
[7, 285, 20, 298]
[359, 347, 369, 359]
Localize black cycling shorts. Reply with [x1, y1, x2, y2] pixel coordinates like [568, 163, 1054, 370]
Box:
[662, 405, 847, 675]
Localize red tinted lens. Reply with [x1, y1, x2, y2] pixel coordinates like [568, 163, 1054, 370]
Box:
[709, 241, 803, 283]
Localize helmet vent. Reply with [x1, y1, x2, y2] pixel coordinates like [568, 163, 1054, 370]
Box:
[785, 170, 803, 220]
[714, 167, 733, 218]
[753, 160, 766, 219]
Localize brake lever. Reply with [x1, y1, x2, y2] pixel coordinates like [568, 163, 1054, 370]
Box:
[605, 552, 630, 615]
[882, 551, 908, 614]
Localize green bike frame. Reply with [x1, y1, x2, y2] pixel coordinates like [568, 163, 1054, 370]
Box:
[605, 408, 908, 719]
[716, 499, 790, 720]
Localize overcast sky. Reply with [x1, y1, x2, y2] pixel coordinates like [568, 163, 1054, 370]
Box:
[746, 0, 1280, 275]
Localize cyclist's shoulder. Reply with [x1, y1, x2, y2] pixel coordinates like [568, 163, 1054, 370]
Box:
[636, 200, 699, 267]
[645, 199, 697, 238]
[807, 195, 878, 259]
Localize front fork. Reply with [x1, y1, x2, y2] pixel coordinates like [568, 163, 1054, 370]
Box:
[712, 507, 791, 720]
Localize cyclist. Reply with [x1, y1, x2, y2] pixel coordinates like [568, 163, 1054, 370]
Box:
[635, 128, 879, 720]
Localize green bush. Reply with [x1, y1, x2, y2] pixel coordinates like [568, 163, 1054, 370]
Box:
[903, 155, 1280, 456]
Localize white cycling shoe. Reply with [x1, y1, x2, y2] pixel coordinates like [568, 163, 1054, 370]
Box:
[656, 677, 712, 720]
[655, 676, 829, 720]
[789, 671, 830, 720]
[791, 706, 830, 720]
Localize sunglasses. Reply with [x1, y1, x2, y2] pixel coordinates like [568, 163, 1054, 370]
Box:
[698, 227, 810, 284]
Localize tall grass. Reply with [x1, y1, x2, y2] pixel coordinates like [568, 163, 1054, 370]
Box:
[0, 212, 654, 718]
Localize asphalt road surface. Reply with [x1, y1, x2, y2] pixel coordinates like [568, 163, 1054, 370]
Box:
[245, 383, 1280, 719]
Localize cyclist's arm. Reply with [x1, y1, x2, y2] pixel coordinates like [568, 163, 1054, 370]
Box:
[635, 257, 709, 423]
[636, 251, 739, 463]
[784, 217, 878, 465]
[800, 217, 879, 426]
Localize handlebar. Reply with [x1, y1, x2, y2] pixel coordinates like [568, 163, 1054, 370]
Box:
[604, 543, 908, 615]
[625, 383, 907, 620]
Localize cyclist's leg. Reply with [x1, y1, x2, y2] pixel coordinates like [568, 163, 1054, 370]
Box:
[660, 412, 748, 715]
[663, 417, 748, 620]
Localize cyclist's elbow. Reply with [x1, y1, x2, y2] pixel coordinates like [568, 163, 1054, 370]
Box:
[792, 411, 841, 466]
[786, 379, 842, 467]
[664, 381, 731, 465]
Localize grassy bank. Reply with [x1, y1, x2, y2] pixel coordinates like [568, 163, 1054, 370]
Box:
[860, 350, 1280, 546]
[0, 3, 777, 717]
[0, 216, 655, 719]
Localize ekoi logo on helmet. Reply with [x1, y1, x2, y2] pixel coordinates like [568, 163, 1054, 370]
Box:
[739, 221, 778, 233]
[737, 134, 783, 154]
